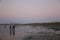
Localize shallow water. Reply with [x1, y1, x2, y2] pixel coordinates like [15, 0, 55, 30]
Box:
[0, 25, 60, 40]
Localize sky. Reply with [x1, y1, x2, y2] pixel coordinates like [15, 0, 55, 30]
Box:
[0, 0, 60, 23]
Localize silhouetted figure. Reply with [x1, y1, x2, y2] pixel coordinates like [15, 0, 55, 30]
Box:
[9, 25, 15, 36]
[13, 25, 15, 30]
[12, 25, 15, 36]
[10, 25, 12, 36]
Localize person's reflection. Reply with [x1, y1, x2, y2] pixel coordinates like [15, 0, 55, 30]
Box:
[9, 25, 15, 36]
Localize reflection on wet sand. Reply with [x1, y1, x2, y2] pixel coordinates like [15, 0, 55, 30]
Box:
[0, 24, 60, 40]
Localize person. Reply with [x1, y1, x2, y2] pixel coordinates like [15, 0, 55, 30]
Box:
[13, 25, 15, 30]
[9, 25, 12, 36]
[12, 25, 15, 36]
[10, 25, 12, 29]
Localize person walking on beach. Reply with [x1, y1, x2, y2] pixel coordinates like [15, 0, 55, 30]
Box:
[12, 25, 15, 36]
[10, 25, 12, 36]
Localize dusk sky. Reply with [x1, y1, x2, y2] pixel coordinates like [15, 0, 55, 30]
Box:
[0, 0, 60, 23]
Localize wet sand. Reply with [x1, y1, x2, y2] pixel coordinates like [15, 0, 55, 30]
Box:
[0, 25, 60, 40]
[24, 34, 60, 40]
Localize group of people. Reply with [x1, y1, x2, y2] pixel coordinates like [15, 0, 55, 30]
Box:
[9, 25, 15, 36]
